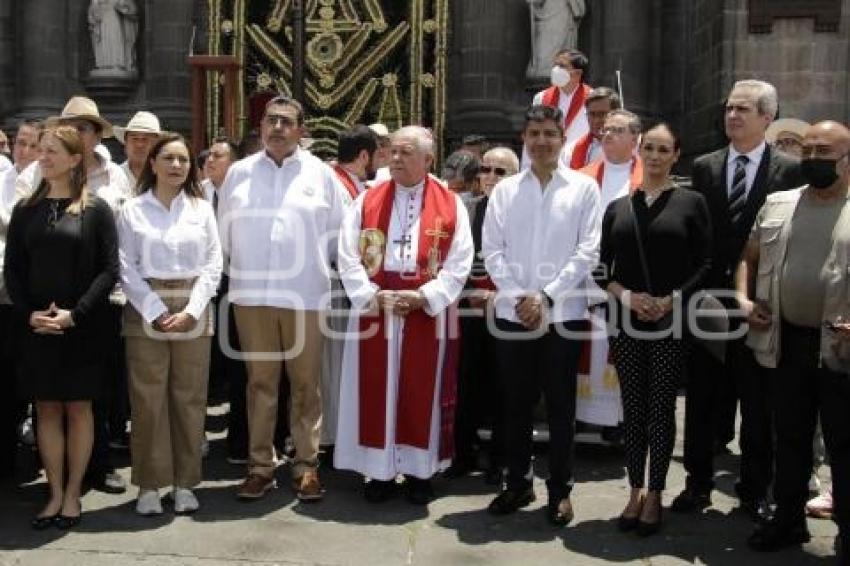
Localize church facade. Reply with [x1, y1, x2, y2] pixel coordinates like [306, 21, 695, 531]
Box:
[0, 0, 847, 162]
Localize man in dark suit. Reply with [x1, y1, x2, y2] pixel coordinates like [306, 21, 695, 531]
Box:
[672, 80, 804, 520]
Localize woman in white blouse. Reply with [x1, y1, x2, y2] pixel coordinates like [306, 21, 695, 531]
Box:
[117, 134, 222, 516]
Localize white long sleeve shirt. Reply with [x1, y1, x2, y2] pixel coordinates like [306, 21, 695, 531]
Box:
[16, 157, 131, 213]
[482, 166, 601, 323]
[337, 180, 474, 316]
[118, 190, 223, 323]
[217, 147, 345, 310]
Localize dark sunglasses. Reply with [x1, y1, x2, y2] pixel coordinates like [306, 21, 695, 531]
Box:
[479, 165, 508, 176]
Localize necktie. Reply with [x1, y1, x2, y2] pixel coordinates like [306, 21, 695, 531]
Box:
[728, 155, 749, 224]
[212, 190, 219, 214]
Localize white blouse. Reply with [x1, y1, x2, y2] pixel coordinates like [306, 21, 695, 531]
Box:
[118, 190, 223, 323]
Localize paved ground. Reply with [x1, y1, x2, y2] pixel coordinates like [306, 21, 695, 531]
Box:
[0, 397, 839, 566]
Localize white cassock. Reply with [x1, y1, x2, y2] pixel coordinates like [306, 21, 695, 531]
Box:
[334, 180, 473, 480]
[321, 168, 366, 445]
[576, 158, 635, 426]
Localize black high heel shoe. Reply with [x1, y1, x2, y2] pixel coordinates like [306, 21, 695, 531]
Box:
[30, 514, 58, 530]
[55, 501, 82, 530]
[636, 498, 663, 537]
[617, 496, 644, 532]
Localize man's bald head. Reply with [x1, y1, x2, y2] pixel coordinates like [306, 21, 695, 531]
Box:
[801, 121, 850, 190]
[804, 121, 850, 153]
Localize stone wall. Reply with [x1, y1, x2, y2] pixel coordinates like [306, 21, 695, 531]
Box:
[726, 0, 850, 124]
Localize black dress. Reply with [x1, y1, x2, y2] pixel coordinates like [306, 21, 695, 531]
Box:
[4, 196, 119, 401]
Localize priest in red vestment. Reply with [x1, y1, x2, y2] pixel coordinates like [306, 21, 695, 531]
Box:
[335, 126, 473, 504]
[521, 48, 592, 170]
[562, 86, 621, 170]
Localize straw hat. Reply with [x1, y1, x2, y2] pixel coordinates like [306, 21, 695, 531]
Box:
[113, 111, 164, 144]
[766, 118, 810, 144]
[45, 96, 114, 138]
[368, 123, 390, 138]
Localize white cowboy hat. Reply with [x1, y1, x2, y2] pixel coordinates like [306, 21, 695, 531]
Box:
[45, 96, 114, 138]
[113, 111, 164, 144]
[766, 118, 811, 144]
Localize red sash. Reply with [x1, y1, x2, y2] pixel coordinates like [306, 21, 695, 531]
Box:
[569, 133, 595, 170]
[357, 178, 459, 457]
[580, 158, 644, 193]
[333, 165, 360, 200]
[541, 83, 591, 133]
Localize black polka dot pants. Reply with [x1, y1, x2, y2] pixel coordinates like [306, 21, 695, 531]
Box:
[611, 333, 685, 492]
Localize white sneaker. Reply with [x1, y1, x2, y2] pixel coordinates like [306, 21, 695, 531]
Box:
[136, 489, 163, 516]
[173, 488, 199, 514]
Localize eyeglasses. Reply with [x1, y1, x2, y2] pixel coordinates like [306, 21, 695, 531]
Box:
[479, 165, 508, 176]
[263, 114, 297, 128]
[600, 126, 629, 136]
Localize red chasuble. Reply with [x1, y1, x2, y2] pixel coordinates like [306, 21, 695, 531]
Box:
[357, 177, 459, 458]
[541, 83, 591, 133]
[569, 132, 595, 170]
[333, 165, 360, 200]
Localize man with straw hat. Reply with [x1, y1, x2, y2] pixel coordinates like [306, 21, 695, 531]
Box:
[766, 118, 810, 159]
[114, 111, 164, 188]
[16, 96, 130, 211]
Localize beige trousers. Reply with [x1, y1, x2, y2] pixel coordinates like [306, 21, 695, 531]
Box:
[233, 305, 324, 479]
[126, 334, 211, 489]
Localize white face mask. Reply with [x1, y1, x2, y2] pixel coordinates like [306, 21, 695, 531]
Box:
[550, 66, 571, 88]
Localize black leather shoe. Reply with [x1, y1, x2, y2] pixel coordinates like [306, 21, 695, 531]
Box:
[487, 487, 535, 515]
[546, 498, 574, 527]
[55, 513, 82, 530]
[747, 520, 810, 551]
[364, 479, 397, 503]
[443, 461, 473, 480]
[30, 514, 58, 530]
[740, 497, 773, 523]
[404, 477, 435, 505]
[617, 514, 640, 532]
[669, 488, 710, 513]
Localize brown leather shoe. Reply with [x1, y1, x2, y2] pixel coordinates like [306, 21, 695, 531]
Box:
[293, 469, 324, 502]
[236, 474, 276, 500]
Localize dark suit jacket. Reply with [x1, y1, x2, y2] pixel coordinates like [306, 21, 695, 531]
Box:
[690, 145, 803, 290]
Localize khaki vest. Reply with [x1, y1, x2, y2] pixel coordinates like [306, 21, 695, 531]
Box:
[747, 187, 850, 372]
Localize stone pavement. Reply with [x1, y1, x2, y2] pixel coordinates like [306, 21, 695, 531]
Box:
[0, 397, 839, 566]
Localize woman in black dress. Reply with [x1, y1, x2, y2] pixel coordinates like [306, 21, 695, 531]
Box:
[5, 126, 118, 529]
[596, 123, 712, 535]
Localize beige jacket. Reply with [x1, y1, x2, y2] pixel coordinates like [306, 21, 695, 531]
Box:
[747, 187, 850, 372]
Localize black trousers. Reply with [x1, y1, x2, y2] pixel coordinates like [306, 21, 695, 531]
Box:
[683, 332, 773, 499]
[773, 321, 850, 538]
[611, 334, 684, 491]
[454, 314, 503, 467]
[495, 319, 582, 503]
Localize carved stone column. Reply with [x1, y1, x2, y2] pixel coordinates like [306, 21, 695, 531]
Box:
[0, 1, 15, 120]
[17, 0, 69, 118]
[143, 1, 195, 135]
[446, 0, 531, 148]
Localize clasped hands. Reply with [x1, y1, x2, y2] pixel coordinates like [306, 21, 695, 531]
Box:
[624, 291, 673, 322]
[516, 293, 547, 330]
[153, 311, 196, 333]
[370, 290, 427, 317]
[29, 302, 74, 335]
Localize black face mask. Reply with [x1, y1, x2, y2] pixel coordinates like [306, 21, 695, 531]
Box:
[801, 158, 841, 189]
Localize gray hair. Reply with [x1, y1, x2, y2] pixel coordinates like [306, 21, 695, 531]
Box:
[482, 147, 520, 174]
[606, 109, 642, 135]
[391, 125, 435, 157]
[731, 80, 779, 119]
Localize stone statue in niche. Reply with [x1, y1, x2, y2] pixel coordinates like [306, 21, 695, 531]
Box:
[527, 0, 586, 80]
[88, 0, 139, 75]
